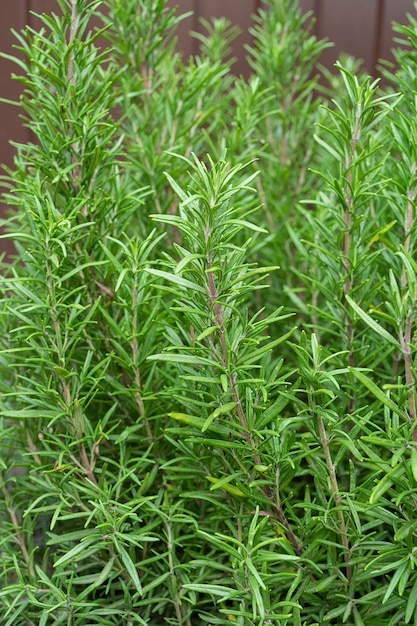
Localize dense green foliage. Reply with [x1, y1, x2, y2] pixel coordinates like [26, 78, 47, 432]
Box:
[1, 0, 417, 623]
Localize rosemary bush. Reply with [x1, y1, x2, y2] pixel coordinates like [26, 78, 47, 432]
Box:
[1, 0, 417, 624]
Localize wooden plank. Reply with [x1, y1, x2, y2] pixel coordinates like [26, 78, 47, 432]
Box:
[379, 0, 415, 66]
[299, 0, 316, 12]
[297, 0, 320, 38]
[0, 0, 29, 255]
[195, 0, 257, 76]
[318, 0, 379, 74]
[166, 0, 196, 59]
[29, 0, 59, 24]
[0, 0, 29, 169]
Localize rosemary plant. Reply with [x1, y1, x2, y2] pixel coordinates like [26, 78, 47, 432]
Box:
[1, 0, 417, 624]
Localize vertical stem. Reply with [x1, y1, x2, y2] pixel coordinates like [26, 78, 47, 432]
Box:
[166, 519, 191, 626]
[67, 0, 85, 208]
[206, 257, 250, 440]
[2, 485, 35, 578]
[402, 181, 415, 289]
[343, 102, 362, 422]
[315, 402, 351, 581]
[26, 431, 42, 465]
[205, 253, 302, 555]
[401, 171, 416, 438]
[256, 177, 274, 232]
[400, 316, 417, 441]
[68, 0, 79, 87]
[131, 260, 152, 440]
[46, 255, 97, 484]
[343, 102, 362, 372]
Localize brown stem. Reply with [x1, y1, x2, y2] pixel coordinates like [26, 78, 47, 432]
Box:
[205, 255, 302, 556]
[47, 257, 97, 484]
[207, 258, 252, 443]
[343, 102, 362, 410]
[26, 430, 42, 466]
[67, 0, 79, 88]
[142, 62, 152, 95]
[131, 263, 153, 440]
[316, 410, 351, 581]
[402, 178, 415, 289]
[266, 488, 302, 555]
[399, 163, 417, 438]
[78, 441, 98, 485]
[400, 317, 417, 441]
[67, 0, 84, 205]
[2, 485, 35, 578]
[342, 102, 361, 299]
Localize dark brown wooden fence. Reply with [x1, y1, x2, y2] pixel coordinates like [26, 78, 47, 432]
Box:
[0, 0, 415, 231]
[165, 0, 416, 81]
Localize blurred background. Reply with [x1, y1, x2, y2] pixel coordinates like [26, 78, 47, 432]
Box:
[0, 0, 414, 253]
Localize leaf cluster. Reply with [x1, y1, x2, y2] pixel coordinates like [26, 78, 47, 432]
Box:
[1, 0, 417, 624]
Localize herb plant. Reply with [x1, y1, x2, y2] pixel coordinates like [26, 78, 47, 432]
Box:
[1, 0, 417, 624]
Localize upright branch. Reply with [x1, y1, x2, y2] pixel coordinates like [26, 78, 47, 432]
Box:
[68, 0, 79, 88]
[343, 101, 362, 370]
[401, 177, 416, 429]
[131, 258, 153, 440]
[150, 155, 302, 556]
[400, 309, 417, 441]
[2, 485, 35, 579]
[206, 247, 302, 555]
[67, 0, 83, 203]
[401, 166, 417, 441]
[316, 408, 351, 580]
[402, 182, 416, 290]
